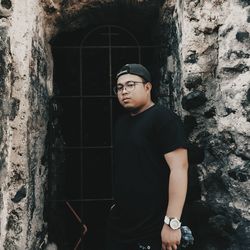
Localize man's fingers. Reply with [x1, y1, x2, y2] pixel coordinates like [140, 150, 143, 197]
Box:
[162, 243, 178, 250]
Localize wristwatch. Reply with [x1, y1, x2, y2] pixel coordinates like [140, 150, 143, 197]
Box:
[164, 216, 181, 230]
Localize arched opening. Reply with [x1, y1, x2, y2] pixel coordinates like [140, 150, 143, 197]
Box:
[47, 5, 162, 249]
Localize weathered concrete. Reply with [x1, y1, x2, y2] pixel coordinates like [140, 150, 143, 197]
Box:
[0, 0, 53, 249]
[161, 1, 250, 249]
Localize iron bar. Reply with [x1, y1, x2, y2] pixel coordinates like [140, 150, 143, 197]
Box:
[54, 45, 161, 49]
[48, 198, 114, 202]
[53, 95, 117, 98]
[65, 201, 87, 250]
[57, 146, 113, 149]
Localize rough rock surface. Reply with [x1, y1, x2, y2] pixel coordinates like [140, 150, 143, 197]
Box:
[161, 1, 250, 249]
[0, 0, 53, 249]
[0, 0, 249, 249]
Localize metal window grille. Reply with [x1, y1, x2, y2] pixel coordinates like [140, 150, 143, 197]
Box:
[50, 25, 160, 249]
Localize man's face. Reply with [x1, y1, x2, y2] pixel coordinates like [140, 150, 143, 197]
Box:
[116, 74, 152, 112]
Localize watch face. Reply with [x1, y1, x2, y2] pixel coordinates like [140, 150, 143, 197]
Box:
[170, 218, 181, 230]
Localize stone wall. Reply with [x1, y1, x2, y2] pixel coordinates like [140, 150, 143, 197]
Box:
[0, 0, 53, 249]
[161, 0, 250, 249]
[0, 0, 249, 249]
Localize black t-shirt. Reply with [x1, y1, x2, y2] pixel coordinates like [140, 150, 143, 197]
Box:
[108, 104, 188, 242]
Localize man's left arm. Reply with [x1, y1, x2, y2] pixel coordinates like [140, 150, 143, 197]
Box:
[161, 148, 188, 250]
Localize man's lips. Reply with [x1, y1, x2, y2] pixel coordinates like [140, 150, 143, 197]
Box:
[122, 97, 131, 102]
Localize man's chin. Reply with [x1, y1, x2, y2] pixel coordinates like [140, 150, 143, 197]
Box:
[121, 102, 132, 108]
[122, 104, 135, 111]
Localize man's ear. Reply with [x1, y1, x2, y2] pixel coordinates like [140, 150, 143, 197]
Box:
[145, 82, 152, 92]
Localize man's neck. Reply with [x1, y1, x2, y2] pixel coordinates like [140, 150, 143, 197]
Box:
[130, 101, 155, 116]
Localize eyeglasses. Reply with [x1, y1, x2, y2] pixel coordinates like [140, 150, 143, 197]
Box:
[113, 81, 145, 95]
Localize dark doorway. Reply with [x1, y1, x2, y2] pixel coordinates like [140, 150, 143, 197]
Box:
[47, 10, 161, 249]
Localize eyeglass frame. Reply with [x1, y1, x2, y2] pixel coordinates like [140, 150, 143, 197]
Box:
[113, 80, 146, 95]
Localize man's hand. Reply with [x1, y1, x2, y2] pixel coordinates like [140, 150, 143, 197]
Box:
[161, 224, 181, 250]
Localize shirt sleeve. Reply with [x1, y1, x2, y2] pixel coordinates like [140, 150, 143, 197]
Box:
[156, 110, 188, 155]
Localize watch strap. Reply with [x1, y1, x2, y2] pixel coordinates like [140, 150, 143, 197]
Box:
[164, 215, 170, 225]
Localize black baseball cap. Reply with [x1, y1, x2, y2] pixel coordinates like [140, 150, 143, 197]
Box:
[116, 63, 151, 82]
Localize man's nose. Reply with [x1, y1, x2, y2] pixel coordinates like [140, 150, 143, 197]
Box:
[121, 86, 128, 94]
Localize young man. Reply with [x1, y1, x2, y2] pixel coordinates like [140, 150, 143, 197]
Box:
[106, 64, 188, 250]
